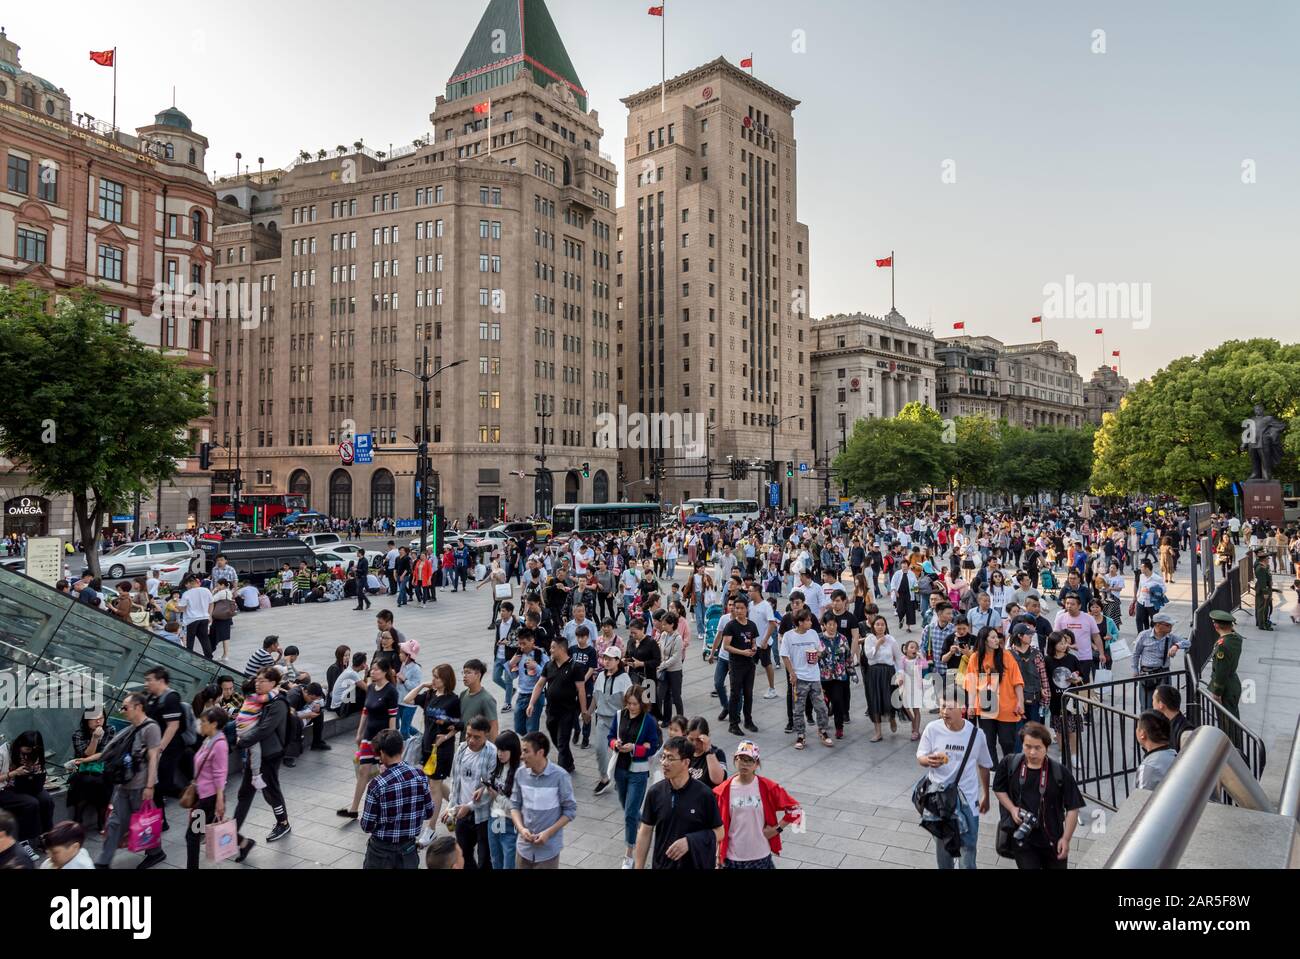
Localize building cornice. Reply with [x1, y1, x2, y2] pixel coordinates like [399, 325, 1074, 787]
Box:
[621, 57, 800, 112]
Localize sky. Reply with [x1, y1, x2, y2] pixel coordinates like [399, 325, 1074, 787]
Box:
[10, 0, 1298, 382]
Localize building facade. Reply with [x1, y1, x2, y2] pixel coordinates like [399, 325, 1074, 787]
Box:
[810, 308, 938, 454]
[934, 335, 1005, 420]
[209, 0, 618, 525]
[1000, 340, 1084, 428]
[615, 58, 812, 509]
[1082, 364, 1130, 424]
[0, 28, 214, 538]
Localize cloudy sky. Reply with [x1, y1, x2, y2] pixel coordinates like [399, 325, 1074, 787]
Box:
[11, 0, 1297, 381]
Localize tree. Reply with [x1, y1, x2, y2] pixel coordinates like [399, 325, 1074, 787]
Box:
[297, 150, 311, 163]
[316, 149, 327, 161]
[1091, 339, 1300, 504]
[948, 416, 1002, 505]
[336, 145, 347, 156]
[0, 284, 208, 579]
[835, 417, 946, 506]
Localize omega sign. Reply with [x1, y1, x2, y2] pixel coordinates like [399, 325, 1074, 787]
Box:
[6, 497, 45, 516]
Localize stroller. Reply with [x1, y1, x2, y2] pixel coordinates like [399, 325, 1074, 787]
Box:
[1039, 568, 1060, 605]
[702, 603, 723, 661]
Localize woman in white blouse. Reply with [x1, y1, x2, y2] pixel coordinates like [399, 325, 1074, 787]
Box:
[986, 569, 1012, 620]
[863, 615, 905, 742]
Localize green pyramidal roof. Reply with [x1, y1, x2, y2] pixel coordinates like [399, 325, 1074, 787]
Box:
[447, 0, 587, 112]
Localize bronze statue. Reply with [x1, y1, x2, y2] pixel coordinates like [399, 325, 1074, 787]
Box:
[1242, 404, 1286, 481]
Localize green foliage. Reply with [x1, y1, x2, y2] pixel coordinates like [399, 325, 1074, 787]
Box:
[834, 416, 946, 503]
[0, 284, 208, 576]
[1090, 339, 1300, 503]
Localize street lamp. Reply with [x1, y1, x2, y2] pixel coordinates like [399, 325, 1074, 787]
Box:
[536, 397, 554, 518]
[703, 421, 719, 499]
[768, 412, 800, 511]
[393, 347, 465, 569]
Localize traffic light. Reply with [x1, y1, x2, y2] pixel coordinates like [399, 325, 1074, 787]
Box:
[786, 461, 794, 478]
[199, 442, 212, 471]
[736, 461, 749, 480]
[581, 462, 590, 478]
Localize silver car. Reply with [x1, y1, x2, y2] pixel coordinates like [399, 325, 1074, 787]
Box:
[90, 540, 203, 579]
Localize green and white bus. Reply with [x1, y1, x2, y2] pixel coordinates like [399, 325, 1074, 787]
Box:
[682, 498, 761, 521]
[551, 502, 663, 537]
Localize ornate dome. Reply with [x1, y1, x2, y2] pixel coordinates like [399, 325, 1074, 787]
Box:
[154, 106, 193, 131]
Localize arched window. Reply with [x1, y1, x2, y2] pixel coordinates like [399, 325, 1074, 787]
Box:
[188, 147, 197, 165]
[593, 470, 609, 504]
[164, 142, 175, 159]
[565, 470, 581, 504]
[289, 469, 311, 510]
[21, 86, 35, 108]
[534, 470, 553, 518]
[329, 469, 352, 519]
[187, 497, 200, 526]
[370, 469, 395, 519]
[191, 209, 204, 242]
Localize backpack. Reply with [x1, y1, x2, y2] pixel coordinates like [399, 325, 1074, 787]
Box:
[179, 701, 199, 747]
[101, 719, 157, 786]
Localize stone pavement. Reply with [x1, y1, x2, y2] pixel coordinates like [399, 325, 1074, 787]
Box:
[85, 547, 1299, 870]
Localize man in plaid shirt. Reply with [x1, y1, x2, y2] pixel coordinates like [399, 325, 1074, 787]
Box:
[360, 728, 433, 869]
[921, 603, 955, 713]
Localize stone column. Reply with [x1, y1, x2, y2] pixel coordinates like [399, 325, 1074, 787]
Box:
[880, 373, 893, 418]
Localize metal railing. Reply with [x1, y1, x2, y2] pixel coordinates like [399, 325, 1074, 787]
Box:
[1104, 726, 1275, 869]
[1190, 555, 1250, 673]
[1280, 714, 1300, 823]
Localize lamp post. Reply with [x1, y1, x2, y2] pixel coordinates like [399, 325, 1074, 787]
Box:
[704, 422, 718, 499]
[768, 412, 799, 512]
[393, 347, 465, 566]
[839, 419, 848, 499]
[536, 397, 554, 519]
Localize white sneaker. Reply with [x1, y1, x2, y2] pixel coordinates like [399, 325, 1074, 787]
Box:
[253, 774, 266, 790]
[621, 857, 635, 870]
[416, 823, 436, 848]
[763, 688, 779, 700]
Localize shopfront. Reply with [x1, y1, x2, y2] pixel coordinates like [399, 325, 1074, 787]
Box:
[3, 496, 50, 537]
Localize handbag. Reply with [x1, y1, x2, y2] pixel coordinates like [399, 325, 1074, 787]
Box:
[127, 799, 164, 852]
[179, 740, 215, 810]
[494, 582, 513, 601]
[212, 598, 237, 621]
[912, 722, 980, 857]
[205, 818, 239, 863]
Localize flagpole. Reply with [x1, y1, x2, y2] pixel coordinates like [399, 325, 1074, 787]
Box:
[1040, 317, 1043, 343]
[660, 1, 666, 113]
[749, 52, 753, 76]
[111, 47, 117, 140]
[891, 249, 895, 312]
[487, 96, 492, 158]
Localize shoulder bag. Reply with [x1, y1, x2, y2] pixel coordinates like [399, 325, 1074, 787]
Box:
[912, 721, 980, 852]
[995, 755, 1050, 857]
[179, 738, 217, 809]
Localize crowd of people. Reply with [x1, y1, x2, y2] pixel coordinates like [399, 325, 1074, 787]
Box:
[4, 499, 1293, 872]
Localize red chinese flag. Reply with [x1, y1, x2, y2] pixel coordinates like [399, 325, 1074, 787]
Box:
[953, 322, 966, 330]
[472, 101, 490, 114]
[1031, 316, 1042, 323]
[1094, 328, 1104, 335]
[740, 57, 753, 68]
[875, 256, 892, 268]
[648, 5, 664, 15]
[89, 50, 115, 67]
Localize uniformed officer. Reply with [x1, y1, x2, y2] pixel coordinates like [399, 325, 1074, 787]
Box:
[1207, 609, 1243, 722]
[1253, 549, 1274, 631]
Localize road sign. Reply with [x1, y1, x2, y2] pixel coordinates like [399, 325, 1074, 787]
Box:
[1190, 502, 1213, 535]
[769, 482, 780, 506]
[396, 520, 421, 530]
[25, 537, 62, 586]
[354, 433, 373, 465]
[339, 441, 354, 465]
[799, 463, 808, 473]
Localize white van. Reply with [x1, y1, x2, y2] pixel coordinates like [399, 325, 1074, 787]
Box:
[300, 531, 342, 550]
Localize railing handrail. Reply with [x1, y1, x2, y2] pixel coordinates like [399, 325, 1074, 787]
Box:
[1279, 713, 1300, 822]
[1105, 726, 1275, 869]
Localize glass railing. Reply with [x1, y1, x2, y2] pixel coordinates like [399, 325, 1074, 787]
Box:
[0, 567, 223, 768]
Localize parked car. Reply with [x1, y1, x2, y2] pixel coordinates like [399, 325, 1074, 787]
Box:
[300, 531, 343, 550]
[408, 532, 467, 552]
[532, 521, 553, 542]
[200, 537, 319, 587]
[314, 542, 385, 567]
[85, 540, 202, 580]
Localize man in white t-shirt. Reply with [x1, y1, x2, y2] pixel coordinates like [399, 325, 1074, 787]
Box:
[145, 568, 162, 600]
[179, 574, 215, 660]
[746, 584, 779, 699]
[793, 571, 825, 622]
[237, 581, 260, 611]
[779, 607, 830, 745]
[917, 695, 992, 869]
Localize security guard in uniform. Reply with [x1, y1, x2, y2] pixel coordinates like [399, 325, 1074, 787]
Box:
[1253, 549, 1274, 631]
[1207, 610, 1243, 723]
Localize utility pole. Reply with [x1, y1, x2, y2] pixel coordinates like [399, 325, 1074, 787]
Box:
[823, 440, 831, 508]
[839, 420, 849, 499]
[536, 397, 554, 517]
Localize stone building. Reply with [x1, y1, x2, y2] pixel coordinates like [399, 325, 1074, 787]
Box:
[1082, 364, 1130, 424]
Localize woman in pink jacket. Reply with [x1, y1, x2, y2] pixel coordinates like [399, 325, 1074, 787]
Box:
[185, 707, 230, 870]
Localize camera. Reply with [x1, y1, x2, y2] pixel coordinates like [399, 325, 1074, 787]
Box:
[1013, 810, 1039, 845]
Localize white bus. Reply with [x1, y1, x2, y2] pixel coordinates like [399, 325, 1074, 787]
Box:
[551, 502, 663, 537]
[682, 498, 761, 522]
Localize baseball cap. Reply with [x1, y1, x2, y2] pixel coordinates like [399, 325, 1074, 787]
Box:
[601, 645, 624, 660]
[1012, 623, 1036, 638]
[734, 740, 761, 761]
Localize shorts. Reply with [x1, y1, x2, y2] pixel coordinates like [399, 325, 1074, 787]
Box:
[356, 740, 378, 765]
[757, 645, 773, 668]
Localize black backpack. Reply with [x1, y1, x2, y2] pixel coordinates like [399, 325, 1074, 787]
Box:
[101, 719, 157, 785]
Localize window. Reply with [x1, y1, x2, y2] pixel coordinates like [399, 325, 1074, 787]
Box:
[16, 227, 46, 263]
[98, 178, 125, 222]
[97, 244, 123, 281]
[6, 155, 30, 194]
[37, 161, 57, 202]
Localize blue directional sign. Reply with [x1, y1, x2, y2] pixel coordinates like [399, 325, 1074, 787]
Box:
[799, 463, 809, 473]
[396, 520, 421, 530]
[354, 433, 373, 465]
[769, 482, 780, 506]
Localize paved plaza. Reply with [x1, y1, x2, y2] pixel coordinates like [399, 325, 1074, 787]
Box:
[85, 552, 1298, 869]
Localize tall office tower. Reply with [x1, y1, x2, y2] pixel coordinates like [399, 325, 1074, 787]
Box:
[210, 0, 618, 525]
[616, 58, 811, 509]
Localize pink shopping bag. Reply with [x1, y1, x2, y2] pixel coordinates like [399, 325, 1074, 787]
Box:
[205, 818, 239, 863]
[127, 799, 163, 852]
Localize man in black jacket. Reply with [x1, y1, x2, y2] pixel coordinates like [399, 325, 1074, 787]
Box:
[354, 554, 372, 610]
[233, 669, 292, 859]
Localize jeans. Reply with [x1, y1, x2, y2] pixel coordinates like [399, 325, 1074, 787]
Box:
[614, 767, 649, 848]
[493, 659, 515, 703]
[398, 703, 418, 739]
[364, 835, 419, 869]
[935, 794, 980, 869]
[713, 657, 730, 703]
[488, 814, 517, 869]
[1015, 703, 1045, 751]
[695, 598, 707, 637]
[513, 691, 544, 735]
[94, 785, 144, 866]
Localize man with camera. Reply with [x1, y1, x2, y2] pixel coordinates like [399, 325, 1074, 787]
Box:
[992, 722, 1085, 869]
[916, 692, 992, 869]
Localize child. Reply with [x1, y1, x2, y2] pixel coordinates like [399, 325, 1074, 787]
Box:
[39, 820, 94, 870]
[281, 646, 301, 685]
[235, 677, 268, 789]
[898, 639, 926, 741]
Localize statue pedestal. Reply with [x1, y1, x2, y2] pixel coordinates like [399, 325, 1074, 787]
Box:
[1242, 479, 1284, 525]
